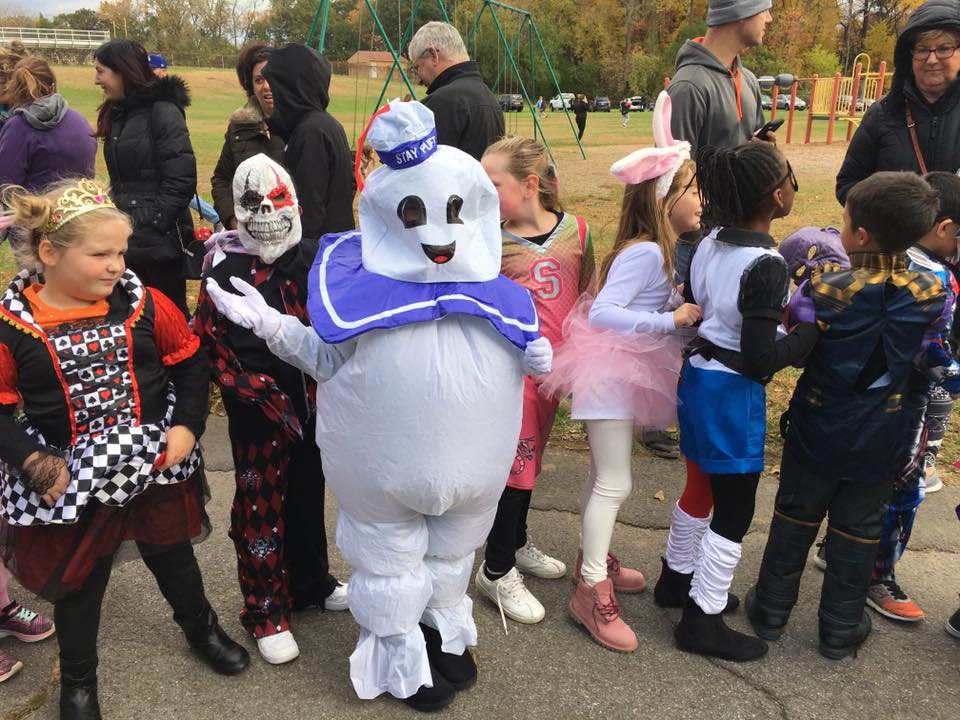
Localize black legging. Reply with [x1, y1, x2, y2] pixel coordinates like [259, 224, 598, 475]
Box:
[708, 472, 761, 543]
[484, 486, 532, 577]
[576, 116, 586, 141]
[54, 541, 206, 664]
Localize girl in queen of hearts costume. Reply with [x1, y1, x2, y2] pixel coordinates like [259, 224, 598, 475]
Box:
[206, 100, 553, 712]
[0, 180, 249, 720]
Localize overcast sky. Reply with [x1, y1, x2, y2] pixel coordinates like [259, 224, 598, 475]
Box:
[1, 0, 98, 17]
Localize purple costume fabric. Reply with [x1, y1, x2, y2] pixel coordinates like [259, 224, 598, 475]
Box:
[308, 230, 540, 349]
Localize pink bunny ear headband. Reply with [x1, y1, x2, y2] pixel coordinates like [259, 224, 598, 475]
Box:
[610, 91, 691, 199]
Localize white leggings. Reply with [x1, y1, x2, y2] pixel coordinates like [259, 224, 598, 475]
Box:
[579, 419, 635, 585]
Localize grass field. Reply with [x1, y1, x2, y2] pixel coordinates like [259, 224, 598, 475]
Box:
[5, 64, 957, 480]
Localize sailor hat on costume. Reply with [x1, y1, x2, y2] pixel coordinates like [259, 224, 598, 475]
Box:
[610, 91, 691, 199]
[359, 100, 501, 283]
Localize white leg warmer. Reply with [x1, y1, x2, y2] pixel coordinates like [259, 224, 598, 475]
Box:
[665, 502, 710, 575]
[690, 528, 741, 615]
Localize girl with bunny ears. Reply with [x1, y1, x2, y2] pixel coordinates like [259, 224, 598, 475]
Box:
[542, 92, 703, 652]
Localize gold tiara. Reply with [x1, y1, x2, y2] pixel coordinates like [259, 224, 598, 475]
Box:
[43, 179, 117, 234]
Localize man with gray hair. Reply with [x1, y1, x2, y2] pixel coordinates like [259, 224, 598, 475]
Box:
[408, 21, 504, 160]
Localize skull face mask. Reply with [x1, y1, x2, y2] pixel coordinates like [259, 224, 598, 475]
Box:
[232, 154, 302, 264]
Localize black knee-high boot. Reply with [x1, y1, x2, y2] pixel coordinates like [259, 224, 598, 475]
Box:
[746, 512, 821, 640]
[818, 529, 876, 659]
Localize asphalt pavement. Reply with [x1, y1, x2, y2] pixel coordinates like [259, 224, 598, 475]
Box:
[2, 416, 959, 720]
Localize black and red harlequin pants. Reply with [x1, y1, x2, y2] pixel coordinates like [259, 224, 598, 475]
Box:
[225, 401, 337, 639]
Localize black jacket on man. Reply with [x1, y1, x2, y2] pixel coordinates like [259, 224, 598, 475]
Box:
[103, 75, 196, 268]
[210, 98, 287, 228]
[263, 44, 355, 240]
[836, 0, 960, 203]
[422, 61, 504, 161]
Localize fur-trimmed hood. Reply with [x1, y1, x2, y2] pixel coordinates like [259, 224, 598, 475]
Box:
[114, 75, 191, 114]
[229, 96, 266, 126]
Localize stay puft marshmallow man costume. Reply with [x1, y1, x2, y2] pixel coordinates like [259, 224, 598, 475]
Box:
[206, 101, 552, 709]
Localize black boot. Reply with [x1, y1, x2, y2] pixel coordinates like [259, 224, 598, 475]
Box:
[653, 557, 740, 613]
[747, 513, 821, 641]
[176, 604, 250, 675]
[59, 656, 102, 720]
[818, 530, 877, 660]
[674, 599, 768, 662]
[420, 622, 477, 690]
[402, 657, 456, 713]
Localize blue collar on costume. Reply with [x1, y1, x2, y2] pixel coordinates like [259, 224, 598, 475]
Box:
[307, 230, 540, 349]
[375, 128, 438, 169]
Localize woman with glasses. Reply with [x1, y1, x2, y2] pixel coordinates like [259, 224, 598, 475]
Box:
[834, 0, 960, 630]
[836, 0, 960, 203]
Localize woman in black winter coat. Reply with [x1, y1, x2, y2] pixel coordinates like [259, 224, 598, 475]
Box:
[94, 39, 197, 315]
[210, 43, 285, 230]
[836, 0, 960, 204]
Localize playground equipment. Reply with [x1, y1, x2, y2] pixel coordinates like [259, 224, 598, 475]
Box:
[768, 54, 887, 144]
[306, 0, 584, 162]
[664, 53, 886, 145]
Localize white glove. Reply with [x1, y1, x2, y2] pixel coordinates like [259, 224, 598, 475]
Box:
[522, 336, 553, 375]
[205, 276, 283, 340]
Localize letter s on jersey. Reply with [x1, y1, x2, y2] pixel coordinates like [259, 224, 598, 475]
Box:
[530, 258, 561, 300]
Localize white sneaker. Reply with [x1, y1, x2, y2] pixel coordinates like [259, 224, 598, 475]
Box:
[257, 630, 300, 664]
[515, 541, 567, 579]
[474, 563, 545, 625]
[323, 582, 349, 612]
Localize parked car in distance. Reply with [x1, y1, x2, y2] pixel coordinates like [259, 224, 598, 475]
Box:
[761, 94, 773, 110]
[775, 95, 807, 111]
[498, 93, 524, 112]
[550, 92, 575, 111]
[591, 96, 611, 112]
[628, 95, 647, 111]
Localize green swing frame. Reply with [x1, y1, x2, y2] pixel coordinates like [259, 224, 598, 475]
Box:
[306, 0, 585, 162]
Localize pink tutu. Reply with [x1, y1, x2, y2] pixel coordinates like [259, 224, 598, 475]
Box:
[540, 296, 685, 427]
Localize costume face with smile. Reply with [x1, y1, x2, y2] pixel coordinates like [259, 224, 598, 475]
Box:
[359, 101, 502, 283]
[232, 154, 302, 264]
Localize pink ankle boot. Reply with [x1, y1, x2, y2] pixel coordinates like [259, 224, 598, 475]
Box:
[574, 549, 647, 593]
[568, 578, 638, 653]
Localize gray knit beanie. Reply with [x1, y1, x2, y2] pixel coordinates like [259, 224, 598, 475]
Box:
[707, 0, 772, 26]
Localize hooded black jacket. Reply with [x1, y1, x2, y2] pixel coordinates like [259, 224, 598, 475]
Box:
[263, 44, 356, 239]
[103, 75, 197, 267]
[422, 61, 505, 161]
[836, 0, 960, 203]
[210, 97, 286, 227]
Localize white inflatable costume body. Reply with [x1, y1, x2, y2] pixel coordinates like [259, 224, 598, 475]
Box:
[206, 101, 552, 703]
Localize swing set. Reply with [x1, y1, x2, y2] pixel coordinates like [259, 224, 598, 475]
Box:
[306, 0, 585, 163]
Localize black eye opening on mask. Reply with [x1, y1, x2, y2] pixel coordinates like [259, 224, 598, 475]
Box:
[240, 190, 264, 212]
[446, 195, 464, 225]
[397, 196, 427, 229]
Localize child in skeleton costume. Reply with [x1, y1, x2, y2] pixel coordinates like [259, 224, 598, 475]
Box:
[193, 154, 347, 666]
[542, 92, 704, 652]
[206, 101, 552, 712]
[472, 136, 596, 626]
[745, 172, 951, 660]
[0, 180, 248, 720]
[659, 142, 818, 663]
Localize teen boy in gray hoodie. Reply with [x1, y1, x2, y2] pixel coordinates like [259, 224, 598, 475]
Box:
[667, 0, 773, 157]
